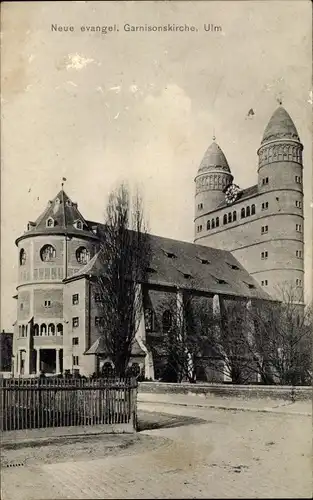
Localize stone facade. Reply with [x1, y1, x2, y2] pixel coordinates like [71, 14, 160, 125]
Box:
[194, 107, 305, 302]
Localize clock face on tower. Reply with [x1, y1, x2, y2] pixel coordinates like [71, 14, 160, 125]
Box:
[224, 184, 240, 205]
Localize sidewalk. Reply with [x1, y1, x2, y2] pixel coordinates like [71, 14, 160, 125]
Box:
[138, 392, 312, 416]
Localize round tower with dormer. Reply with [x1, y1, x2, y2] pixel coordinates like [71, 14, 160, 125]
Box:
[13, 189, 99, 377]
[256, 106, 304, 301]
[194, 140, 233, 240]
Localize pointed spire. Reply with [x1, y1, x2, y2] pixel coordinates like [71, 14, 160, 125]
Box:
[261, 106, 300, 144]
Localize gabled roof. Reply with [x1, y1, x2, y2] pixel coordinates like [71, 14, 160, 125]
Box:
[85, 336, 145, 357]
[16, 190, 98, 245]
[65, 225, 271, 301]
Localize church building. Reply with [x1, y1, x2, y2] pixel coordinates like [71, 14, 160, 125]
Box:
[12, 105, 305, 379]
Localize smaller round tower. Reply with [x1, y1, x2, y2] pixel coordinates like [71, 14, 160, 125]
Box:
[194, 140, 233, 239]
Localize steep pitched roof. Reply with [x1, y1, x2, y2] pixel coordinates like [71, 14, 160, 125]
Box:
[66, 225, 271, 301]
[16, 190, 98, 244]
[261, 106, 300, 144]
[198, 141, 232, 174]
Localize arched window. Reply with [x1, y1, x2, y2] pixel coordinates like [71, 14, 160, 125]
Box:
[223, 214, 227, 225]
[228, 212, 232, 223]
[19, 325, 22, 337]
[46, 218, 54, 228]
[40, 324, 47, 336]
[246, 206, 251, 217]
[19, 249, 26, 266]
[211, 219, 215, 229]
[215, 217, 219, 227]
[57, 323, 63, 336]
[76, 247, 90, 265]
[233, 211, 237, 221]
[33, 324, 39, 336]
[75, 220, 83, 230]
[40, 245, 56, 262]
[241, 207, 245, 219]
[207, 220, 210, 230]
[162, 310, 172, 333]
[144, 308, 154, 332]
[48, 324, 55, 336]
[22, 325, 25, 337]
[251, 204, 255, 215]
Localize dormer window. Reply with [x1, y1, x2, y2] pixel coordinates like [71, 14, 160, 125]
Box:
[227, 262, 240, 270]
[163, 250, 176, 259]
[66, 200, 72, 206]
[76, 246, 90, 264]
[74, 220, 83, 230]
[199, 258, 210, 265]
[244, 282, 256, 289]
[55, 197, 60, 204]
[183, 273, 192, 279]
[46, 217, 54, 228]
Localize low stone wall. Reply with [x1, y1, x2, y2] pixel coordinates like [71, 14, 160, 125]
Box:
[138, 382, 312, 402]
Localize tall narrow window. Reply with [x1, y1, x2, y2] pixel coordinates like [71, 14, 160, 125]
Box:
[233, 211, 237, 221]
[72, 317, 79, 328]
[241, 208, 245, 219]
[251, 204, 255, 215]
[211, 219, 215, 229]
[72, 294, 79, 305]
[215, 217, 219, 227]
[246, 206, 251, 217]
[223, 214, 227, 225]
[228, 212, 232, 223]
[162, 310, 172, 333]
[207, 220, 210, 230]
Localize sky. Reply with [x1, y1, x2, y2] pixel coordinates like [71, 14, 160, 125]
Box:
[1, 0, 312, 330]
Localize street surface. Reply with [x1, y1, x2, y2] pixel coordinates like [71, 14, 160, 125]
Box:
[1, 396, 312, 499]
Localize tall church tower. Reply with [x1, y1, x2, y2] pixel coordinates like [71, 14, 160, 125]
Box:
[257, 106, 304, 301]
[193, 106, 305, 302]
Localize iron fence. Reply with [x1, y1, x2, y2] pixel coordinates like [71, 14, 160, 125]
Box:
[0, 377, 138, 432]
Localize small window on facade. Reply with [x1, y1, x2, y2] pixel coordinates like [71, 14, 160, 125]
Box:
[198, 203, 203, 210]
[72, 294, 79, 305]
[95, 317, 104, 327]
[207, 220, 211, 230]
[261, 225, 268, 234]
[223, 214, 227, 225]
[76, 247, 90, 264]
[251, 204, 256, 215]
[211, 219, 215, 229]
[295, 176, 301, 183]
[72, 317, 79, 328]
[197, 225, 202, 233]
[265, 177, 269, 184]
[19, 249, 26, 266]
[44, 300, 51, 308]
[144, 308, 154, 332]
[228, 212, 232, 223]
[75, 220, 83, 230]
[73, 355, 79, 366]
[233, 211, 237, 222]
[216, 217, 219, 227]
[162, 310, 172, 333]
[40, 245, 56, 262]
[262, 202, 269, 210]
[296, 250, 302, 258]
[296, 278, 302, 286]
[72, 337, 79, 346]
[46, 218, 54, 228]
[296, 224, 302, 232]
[246, 206, 251, 217]
[261, 251, 268, 260]
[20, 303, 24, 310]
[241, 207, 245, 219]
[261, 280, 268, 286]
[295, 200, 302, 208]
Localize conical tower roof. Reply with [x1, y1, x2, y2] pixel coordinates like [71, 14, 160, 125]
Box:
[16, 190, 98, 244]
[198, 141, 232, 174]
[261, 106, 300, 145]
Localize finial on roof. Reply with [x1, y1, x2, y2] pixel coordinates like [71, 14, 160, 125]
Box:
[276, 93, 283, 106]
[61, 177, 67, 189]
[212, 126, 216, 142]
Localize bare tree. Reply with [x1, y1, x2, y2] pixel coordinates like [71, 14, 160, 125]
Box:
[249, 285, 312, 386]
[95, 184, 150, 377]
